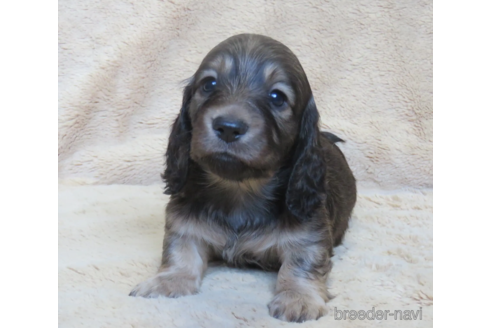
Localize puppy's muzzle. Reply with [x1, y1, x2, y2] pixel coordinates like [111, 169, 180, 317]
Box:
[212, 116, 249, 143]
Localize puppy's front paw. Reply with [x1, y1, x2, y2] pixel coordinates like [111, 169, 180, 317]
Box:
[268, 290, 327, 322]
[129, 271, 199, 298]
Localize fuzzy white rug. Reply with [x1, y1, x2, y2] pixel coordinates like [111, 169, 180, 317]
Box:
[58, 0, 432, 190]
[58, 184, 432, 327]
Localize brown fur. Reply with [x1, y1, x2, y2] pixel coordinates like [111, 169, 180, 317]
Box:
[130, 34, 357, 323]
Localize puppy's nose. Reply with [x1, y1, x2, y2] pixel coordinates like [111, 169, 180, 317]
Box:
[212, 117, 249, 143]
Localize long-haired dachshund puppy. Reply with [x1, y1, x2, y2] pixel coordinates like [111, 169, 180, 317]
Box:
[130, 34, 357, 323]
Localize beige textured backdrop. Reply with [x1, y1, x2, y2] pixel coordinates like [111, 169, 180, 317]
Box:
[58, 0, 432, 189]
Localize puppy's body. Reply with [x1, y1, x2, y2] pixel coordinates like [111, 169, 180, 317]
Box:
[130, 34, 356, 322]
[167, 133, 354, 268]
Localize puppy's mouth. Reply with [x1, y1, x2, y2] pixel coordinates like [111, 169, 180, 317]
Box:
[198, 152, 270, 181]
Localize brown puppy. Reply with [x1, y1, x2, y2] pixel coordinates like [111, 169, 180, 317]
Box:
[130, 34, 357, 323]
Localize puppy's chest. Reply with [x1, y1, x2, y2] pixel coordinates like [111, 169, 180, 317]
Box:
[183, 187, 287, 269]
[219, 229, 282, 271]
[212, 210, 289, 271]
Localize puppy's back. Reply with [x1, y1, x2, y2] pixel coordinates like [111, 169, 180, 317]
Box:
[320, 132, 357, 246]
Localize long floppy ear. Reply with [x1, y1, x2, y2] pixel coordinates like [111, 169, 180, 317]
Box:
[162, 81, 194, 195]
[286, 96, 326, 220]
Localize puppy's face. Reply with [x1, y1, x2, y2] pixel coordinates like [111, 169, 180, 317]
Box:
[185, 35, 312, 181]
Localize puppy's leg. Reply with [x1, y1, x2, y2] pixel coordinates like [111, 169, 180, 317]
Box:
[129, 232, 208, 298]
[268, 244, 332, 322]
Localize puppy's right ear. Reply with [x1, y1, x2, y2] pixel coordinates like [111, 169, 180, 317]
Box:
[162, 81, 194, 195]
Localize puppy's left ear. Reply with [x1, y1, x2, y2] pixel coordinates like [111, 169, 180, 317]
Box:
[286, 96, 326, 220]
[162, 81, 194, 195]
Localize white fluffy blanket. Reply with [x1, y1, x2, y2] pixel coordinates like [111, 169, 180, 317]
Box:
[58, 0, 432, 190]
[58, 0, 433, 326]
[59, 184, 432, 327]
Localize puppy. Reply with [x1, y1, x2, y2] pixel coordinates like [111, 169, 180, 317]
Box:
[130, 34, 357, 323]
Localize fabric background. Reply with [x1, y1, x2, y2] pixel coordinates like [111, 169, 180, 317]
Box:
[58, 0, 432, 189]
[58, 0, 433, 327]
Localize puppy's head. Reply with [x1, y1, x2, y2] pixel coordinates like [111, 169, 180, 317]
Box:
[164, 34, 325, 218]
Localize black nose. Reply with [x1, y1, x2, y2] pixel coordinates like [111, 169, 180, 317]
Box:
[212, 117, 249, 143]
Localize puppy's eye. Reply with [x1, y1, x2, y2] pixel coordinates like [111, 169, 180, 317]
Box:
[202, 78, 217, 93]
[269, 90, 286, 107]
